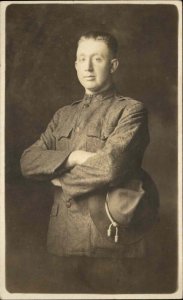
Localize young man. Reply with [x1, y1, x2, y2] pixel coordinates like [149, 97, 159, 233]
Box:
[20, 31, 159, 260]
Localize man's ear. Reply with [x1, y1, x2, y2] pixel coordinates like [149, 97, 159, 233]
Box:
[75, 61, 78, 71]
[110, 58, 119, 74]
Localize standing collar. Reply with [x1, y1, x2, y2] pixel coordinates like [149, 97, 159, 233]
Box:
[83, 85, 116, 102]
[71, 85, 117, 106]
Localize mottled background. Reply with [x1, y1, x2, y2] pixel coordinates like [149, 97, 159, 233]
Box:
[5, 3, 178, 294]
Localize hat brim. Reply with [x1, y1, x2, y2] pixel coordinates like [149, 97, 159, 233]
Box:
[88, 192, 153, 245]
[88, 170, 159, 245]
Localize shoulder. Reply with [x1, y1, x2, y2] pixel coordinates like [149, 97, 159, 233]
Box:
[115, 94, 146, 110]
[110, 94, 147, 116]
[53, 99, 81, 119]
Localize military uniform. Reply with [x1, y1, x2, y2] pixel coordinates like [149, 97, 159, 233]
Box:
[20, 85, 151, 258]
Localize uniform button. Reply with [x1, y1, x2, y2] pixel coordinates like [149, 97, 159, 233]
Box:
[76, 127, 80, 133]
[96, 95, 103, 101]
[66, 200, 71, 208]
[83, 104, 89, 108]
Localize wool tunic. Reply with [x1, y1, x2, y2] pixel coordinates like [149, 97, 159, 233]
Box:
[20, 86, 151, 257]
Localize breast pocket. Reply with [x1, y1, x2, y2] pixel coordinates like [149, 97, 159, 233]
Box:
[86, 125, 106, 152]
[53, 125, 73, 151]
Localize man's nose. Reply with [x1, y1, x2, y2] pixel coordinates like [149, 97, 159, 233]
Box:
[85, 58, 93, 71]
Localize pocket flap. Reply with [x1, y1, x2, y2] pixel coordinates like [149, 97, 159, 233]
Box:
[87, 125, 101, 138]
[53, 125, 73, 140]
[102, 126, 115, 139]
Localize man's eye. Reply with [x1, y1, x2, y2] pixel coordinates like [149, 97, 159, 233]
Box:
[95, 57, 102, 62]
[79, 57, 86, 62]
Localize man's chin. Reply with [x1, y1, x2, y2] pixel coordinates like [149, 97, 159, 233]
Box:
[83, 83, 98, 90]
[81, 80, 112, 94]
[82, 82, 104, 93]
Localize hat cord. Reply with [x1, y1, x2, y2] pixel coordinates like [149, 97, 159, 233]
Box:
[105, 195, 119, 243]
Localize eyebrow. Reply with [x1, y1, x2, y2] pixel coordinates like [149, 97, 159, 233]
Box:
[77, 53, 103, 57]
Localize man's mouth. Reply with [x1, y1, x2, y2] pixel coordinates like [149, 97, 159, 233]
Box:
[84, 76, 95, 80]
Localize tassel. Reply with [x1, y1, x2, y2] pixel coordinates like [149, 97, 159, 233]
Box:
[105, 200, 119, 242]
[107, 223, 113, 237]
[114, 226, 119, 243]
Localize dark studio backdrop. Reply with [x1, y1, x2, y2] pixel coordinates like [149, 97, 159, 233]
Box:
[5, 3, 178, 294]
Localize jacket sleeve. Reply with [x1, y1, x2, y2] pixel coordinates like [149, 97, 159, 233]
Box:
[20, 108, 71, 181]
[59, 102, 150, 198]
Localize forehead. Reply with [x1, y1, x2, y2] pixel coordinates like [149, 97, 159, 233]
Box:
[76, 38, 110, 57]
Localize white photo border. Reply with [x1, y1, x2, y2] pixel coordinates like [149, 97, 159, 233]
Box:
[0, 1, 182, 299]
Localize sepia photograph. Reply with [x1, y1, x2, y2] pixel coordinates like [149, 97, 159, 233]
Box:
[1, 0, 182, 299]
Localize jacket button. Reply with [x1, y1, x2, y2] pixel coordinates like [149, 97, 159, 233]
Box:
[96, 95, 103, 101]
[76, 127, 80, 133]
[83, 103, 89, 108]
[66, 200, 71, 208]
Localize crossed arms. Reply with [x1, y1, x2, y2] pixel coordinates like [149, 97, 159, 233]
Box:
[51, 150, 96, 187]
[20, 102, 149, 199]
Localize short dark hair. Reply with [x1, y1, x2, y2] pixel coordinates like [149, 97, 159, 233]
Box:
[78, 31, 118, 58]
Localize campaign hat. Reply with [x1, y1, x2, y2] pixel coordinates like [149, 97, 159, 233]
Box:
[88, 169, 159, 245]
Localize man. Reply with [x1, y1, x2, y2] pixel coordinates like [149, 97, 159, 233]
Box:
[20, 31, 159, 262]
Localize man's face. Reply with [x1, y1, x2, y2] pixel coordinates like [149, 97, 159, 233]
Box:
[75, 38, 118, 94]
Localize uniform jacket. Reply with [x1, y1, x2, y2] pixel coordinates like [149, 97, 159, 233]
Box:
[20, 86, 150, 258]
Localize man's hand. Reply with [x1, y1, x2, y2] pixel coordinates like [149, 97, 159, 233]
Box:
[51, 150, 96, 187]
[51, 178, 62, 187]
[65, 150, 96, 168]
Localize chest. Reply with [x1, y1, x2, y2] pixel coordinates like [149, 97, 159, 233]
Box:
[52, 100, 125, 152]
